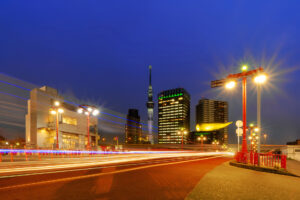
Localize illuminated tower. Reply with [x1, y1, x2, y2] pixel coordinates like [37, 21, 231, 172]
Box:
[146, 65, 154, 144]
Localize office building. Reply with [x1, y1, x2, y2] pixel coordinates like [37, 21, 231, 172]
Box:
[158, 88, 190, 144]
[26, 86, 98, 149]
[125, 109, 142, 144]
[196, 98, 228, 144]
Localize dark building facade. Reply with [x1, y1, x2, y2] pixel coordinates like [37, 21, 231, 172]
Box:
[125, 109, 142, 144]
[196, 98, 228, 144]
[287, 139, 300, 145]
[158, 88, 190, 144]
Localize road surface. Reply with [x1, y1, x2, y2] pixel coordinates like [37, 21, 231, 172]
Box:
[0, 153, 230, 200]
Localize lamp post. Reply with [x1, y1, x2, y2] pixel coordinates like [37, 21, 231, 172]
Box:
[248, 124, 260, 153]
[197, 135, 207, 151]
[177, 128, 187, 150]
[254, 73, 267, 153]
[50, 101, 64, 149]
[77, 105, 99, 150]
[263, 133, 267, 144]
[212, 140, 219, 151]
[211, 66, 267, 159]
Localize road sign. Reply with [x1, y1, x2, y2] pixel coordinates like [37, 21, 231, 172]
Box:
[236, 128, 243, 136]
[236, 120, 243, 128]
[211, 79, 226, 88]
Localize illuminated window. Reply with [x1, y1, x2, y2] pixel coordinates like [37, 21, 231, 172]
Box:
[62, 116, 77, 125]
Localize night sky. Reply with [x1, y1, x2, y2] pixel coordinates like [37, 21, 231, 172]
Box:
[1, 1, 300, 144]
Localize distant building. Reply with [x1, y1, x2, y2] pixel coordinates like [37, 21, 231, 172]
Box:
[287, 139, 300, 145]
[146, 65, 154, 144]
[125, 109, 142, 144]
[196, 98, 228, 144]
[158, 88, 190, 144]
[25, 86, 98, 149]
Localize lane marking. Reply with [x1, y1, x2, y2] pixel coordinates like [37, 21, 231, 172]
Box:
[0, 155, 225, 190]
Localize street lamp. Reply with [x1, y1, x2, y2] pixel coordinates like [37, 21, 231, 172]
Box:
[50, 100, 64, 149]
[248, 125, 260, 153]
[197, 135, 207, 151]
[77, 105, 99, 150]
[212, 140, 219, 150]
[263, 133, 267, 144]
[211, 66, 266, 161]
[178, 128, 188, 150]
[241, 65, 248, 72]
[225, 80, 236, 89]
[254, 73, 267, 153]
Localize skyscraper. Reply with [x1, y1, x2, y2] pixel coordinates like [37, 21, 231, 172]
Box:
[146, 65, 154, 144]
[158, 88, 190, 144]
[196, 98, 228, 144]
[125, 109, 142, 144]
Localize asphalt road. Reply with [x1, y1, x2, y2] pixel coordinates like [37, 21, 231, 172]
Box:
[0, 155, 230, 200]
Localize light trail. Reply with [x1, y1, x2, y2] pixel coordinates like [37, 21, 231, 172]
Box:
[0, 90, 155, 132]
[0, 77, 158, 130]
[0, 152, 232, 175]
[0, 155, 225, 191]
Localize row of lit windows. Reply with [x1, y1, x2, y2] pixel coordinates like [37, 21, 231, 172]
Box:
[161, 114, 184, 118]
[159, 121, 179, 125]
[159, 119, 184, 122]
[62, 116, 77, 125]
[159, 104, 184, 108]
[159, 111, 185, 115]
[159, 105, 185, 109]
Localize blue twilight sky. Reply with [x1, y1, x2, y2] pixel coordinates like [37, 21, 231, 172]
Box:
[1, 0, 300, 144]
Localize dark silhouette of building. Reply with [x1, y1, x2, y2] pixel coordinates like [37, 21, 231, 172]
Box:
[158, 88, 190, 144]
[196, 98, 228, 144]
[125, 109, 142, 144]
[287, 139, 300, 145]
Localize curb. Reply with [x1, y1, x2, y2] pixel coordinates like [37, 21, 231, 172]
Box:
[229, 161, 298, 177]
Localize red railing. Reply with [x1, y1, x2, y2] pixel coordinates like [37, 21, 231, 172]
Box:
[235, 152, 287, 170]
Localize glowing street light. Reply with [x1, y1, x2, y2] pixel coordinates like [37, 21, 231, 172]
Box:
[254, 73, 267, 154]
[54, 101, 60, 107]
[263, 133, 267, 144]
[178, 128, 188, 150]
[77, 105, 100, 150]
[241, 65, 248, 72]
[50, 100, 64, 149]
[211, 66, 266, 161]
[254, 73, 267, 84]
[225, 80, 236, 89]
[197, 135, 207, 151]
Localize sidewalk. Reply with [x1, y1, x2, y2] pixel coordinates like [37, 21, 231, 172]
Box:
[287, 159, 300, 176]
[186, 161, 300, 200]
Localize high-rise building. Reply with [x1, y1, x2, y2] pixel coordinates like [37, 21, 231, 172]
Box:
[158, 88, 190, 144]
[196, 98, 228, 144]
[146, 65, 154, 144]
[26, 86, 98, 149]
[125, 109, 142, 144]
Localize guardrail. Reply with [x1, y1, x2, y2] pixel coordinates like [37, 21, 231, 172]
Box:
[235, 152, 287, 170]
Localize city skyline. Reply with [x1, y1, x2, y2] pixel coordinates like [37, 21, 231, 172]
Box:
[1, 1, 300, 145]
